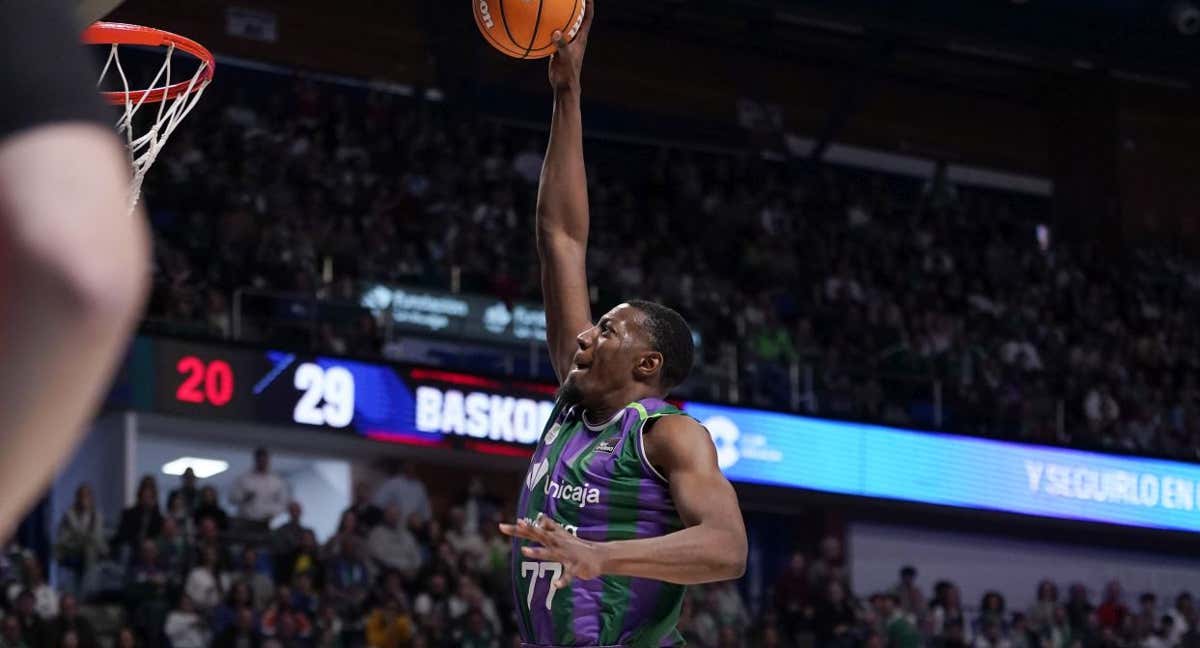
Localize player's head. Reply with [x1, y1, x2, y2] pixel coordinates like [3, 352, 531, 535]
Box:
[559, 300, 694, 406]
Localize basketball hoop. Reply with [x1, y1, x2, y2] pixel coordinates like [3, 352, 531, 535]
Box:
[83, 22, 214, 213]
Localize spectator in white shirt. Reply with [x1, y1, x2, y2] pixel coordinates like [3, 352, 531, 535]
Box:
[1143, 616, 1175, 648]
[164, 593, 210, 648]
[6, 556, 58, 620]
[445, 507, 487, 570]
[367, 505, 423, 577]
[229, 447, 289, 526]
[371, 461, 431, 530]
[184, 545, 229, 611]
[1168, 592, 1194, 645]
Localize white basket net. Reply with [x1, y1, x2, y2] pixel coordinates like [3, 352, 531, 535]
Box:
[96, 41, 211, 214]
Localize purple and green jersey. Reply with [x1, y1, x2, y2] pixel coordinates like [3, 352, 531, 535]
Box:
[512, 397, 688, 648]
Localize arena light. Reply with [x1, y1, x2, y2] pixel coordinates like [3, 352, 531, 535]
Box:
[161, 457, 229, 479]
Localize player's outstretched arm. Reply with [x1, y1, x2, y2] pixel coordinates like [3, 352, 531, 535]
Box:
[502, 415, 748, 586]
[536, 1, 595, 383]
[0, 0, 151, 537]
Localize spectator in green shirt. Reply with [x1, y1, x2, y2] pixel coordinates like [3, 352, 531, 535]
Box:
[872, 592, 922, 648]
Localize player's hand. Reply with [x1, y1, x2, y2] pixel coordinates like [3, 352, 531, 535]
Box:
[548, 0, 594, 92]
[500, 515, 602, 587]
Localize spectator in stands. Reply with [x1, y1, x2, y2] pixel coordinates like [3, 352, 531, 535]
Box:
[276, 529, 325, 592]
[126, 541, 170, 645]
[713, 580, 750, 631]
[231, 548, 275, 611]
[809, 536, 846, 593]
[776, 551, 812, 632]
[934, 619, 969, 648]
[368, 504, 423, 578]
[229, 447, 290, 530]
[812, 579, 858, 648]
[931, 581, 972, 644]
[10, 590, 48, 647]
[324, 510, 361, 560]
[973, 618, 1011, 648]
[1029, 581, 1060, 633]
[211, 581, 256, 637]
[1168, 592, 1195, 645]
[164, 593, 210, 648]
[1098, 581, 1129, 630]
[156, 516, 192, 593]
[1065, 584, 1095, 637]
[167, 468, 200, 516]
[184, 545, 228, 612]
[413, 572, 452, 623]
[271, 502, 312, 558]
[453, 608, 500, 648]
[1134, 593, 1159, 641]
[1009, 613, 1035, 648]
[165, 492, 197, 541]
[892, 566, 926, 623]
[461, 476, 499, 534]
[365, 594, 414, 648]
[1143, 616, 1175, 648]
[371, 460, 431, 530]
[193, 486, 229, 531]
[342, 482, 380, 532]
[5, 556, 57, 621]
[1041, 605, 1073, 648]
[326, 535, 372, 623]
[114, 477, 164, 560]
[313, 603, 342, 648]
[976, 592, 1008, 636]
[872, 592, 921, 648]
[46, 593, 98, 648]
[445, 506, 487, 570]
[0, 615, 26, 648]
[259, 585, 312, 641]
[115, 628, 142, 648]
[211, 606, 258, 648]
[54, 484, 108, 597]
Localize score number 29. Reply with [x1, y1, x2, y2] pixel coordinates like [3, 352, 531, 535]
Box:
[293, 363, 355, 428]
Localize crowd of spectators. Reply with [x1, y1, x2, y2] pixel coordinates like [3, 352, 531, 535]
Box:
[138, 64, 1200, 460]
[3, 448, 1199, 648]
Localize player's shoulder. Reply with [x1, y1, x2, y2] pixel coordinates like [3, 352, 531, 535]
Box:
[643, 412, 709, 445]
[643, 413, 718, 476]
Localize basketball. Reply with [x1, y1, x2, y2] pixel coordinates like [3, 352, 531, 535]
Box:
[473, 0, 587, 59]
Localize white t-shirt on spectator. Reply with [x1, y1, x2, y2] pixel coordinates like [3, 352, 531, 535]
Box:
[229, 470, 289, 522]
[165, 610, 211, 648]
[184, 568, 230, 610]
[1084, 390, 1120, 423]
[371, 476, 431, 526]
[366, 524, 422, 573]
[972, 636, 1011, 648]
[1142, 634, 1172, 648]
[6, 583, 59, 620]
[446, 529, 488, 569]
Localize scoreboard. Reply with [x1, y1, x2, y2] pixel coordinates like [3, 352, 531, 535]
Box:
[122, 336, 1200, 534]
[132, 337, 556, 453]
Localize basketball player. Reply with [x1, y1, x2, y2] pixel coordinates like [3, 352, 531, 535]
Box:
[0, 0, 149, 536]
[499, 4, 748, 646]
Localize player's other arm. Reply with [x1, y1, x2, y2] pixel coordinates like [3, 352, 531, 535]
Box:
[505, 415, 747, 586]
[536, 2, 595, 383]
[597, 415, 747, 584]
[0, 0, 151, 537]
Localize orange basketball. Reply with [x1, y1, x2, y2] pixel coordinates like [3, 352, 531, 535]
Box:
[473, 0, 587, 60]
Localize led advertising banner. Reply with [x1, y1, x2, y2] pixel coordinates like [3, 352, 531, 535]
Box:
[133, 337, 1200, 533]
[685, 402, 1200, 534]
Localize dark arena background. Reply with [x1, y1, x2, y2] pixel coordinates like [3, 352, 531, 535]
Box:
[12, 1, 1200, 647]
